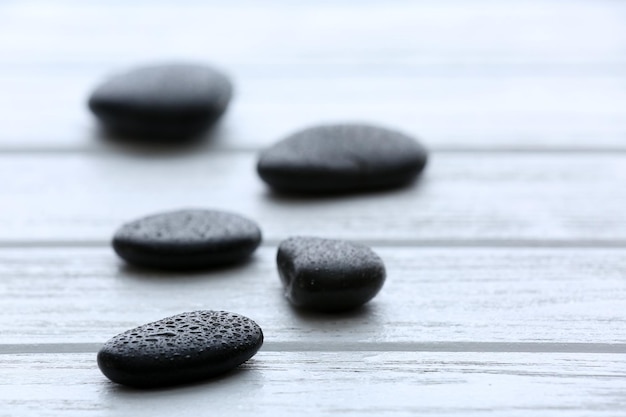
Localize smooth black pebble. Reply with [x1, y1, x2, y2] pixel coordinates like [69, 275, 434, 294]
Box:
[113, 209, 262, 270]
[88, 63, 232, 140]
[97, 310, 263, 387]
[257, 123, 428, 194]
[277, 237, 386, 312]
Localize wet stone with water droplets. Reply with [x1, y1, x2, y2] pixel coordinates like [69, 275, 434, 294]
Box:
[257, 123, 428, 194]
[88, 63, 233, 141]
[112, 209, 262, 270]
[277, 237, 386, 312]
[97, 311, 264, 387]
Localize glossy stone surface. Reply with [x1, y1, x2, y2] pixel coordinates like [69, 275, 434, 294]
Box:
[277, 237, 386, 312]
[97, 310, 264, 388]
[113, 209, 262, 270]
[257, 123, 428, 194]
[88, 63, 232, 140]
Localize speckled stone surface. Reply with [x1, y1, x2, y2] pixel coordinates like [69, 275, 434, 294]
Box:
[277, 237, 386, 312]
[112, 209, 262, 270]
[88, 63, 232, 140]
[97, 311, 264, 387]
[257, 124, 428, 194]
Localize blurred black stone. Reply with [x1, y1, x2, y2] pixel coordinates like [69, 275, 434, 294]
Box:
[112, 209, 262, 270]
[88, 63, 232, 142]
[257, 123, 428, 194]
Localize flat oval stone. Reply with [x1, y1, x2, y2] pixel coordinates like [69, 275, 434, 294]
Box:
[113, 209, 262, 270]
[257, 123, 428, 194]
[88, 63, 232, 140]
[277, 237, 386, 312]
[97, 311, 263, 387]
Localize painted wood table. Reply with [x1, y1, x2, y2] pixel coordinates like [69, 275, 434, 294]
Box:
[1, 1, 625, 415]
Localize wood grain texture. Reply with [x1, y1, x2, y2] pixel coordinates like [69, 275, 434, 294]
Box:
[1, 1, 625, 414]
[2, 352, 626, 416]
[1, 247, 625, 345]
[0, 153, 625, 243]
[1, 74, 625, 151]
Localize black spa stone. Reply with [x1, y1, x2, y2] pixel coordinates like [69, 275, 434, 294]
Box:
[88, 63, 232, 140]
[97, 311, 264, 388]
[257, 123, 428, 194]
[277, 237, 386, 312]
[112, 209, 262, 270]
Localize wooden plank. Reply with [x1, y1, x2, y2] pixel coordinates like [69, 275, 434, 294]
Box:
[0, 0, 625, 151]
[2, 352, 626, 416]
[2, 1, 624, 70]
[1, 247, 625, 344]
[1, 74, 626, 151]
[0, 153, 625, 243]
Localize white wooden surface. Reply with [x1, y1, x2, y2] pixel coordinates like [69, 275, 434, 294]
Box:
[3, 352, 626, 417]
[2, 74, 626, 151]
[2, 0, 626, 151]
[1, 0, 626, 415]
[2, 154, 626, 243]
[1, 247, 626, 345]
